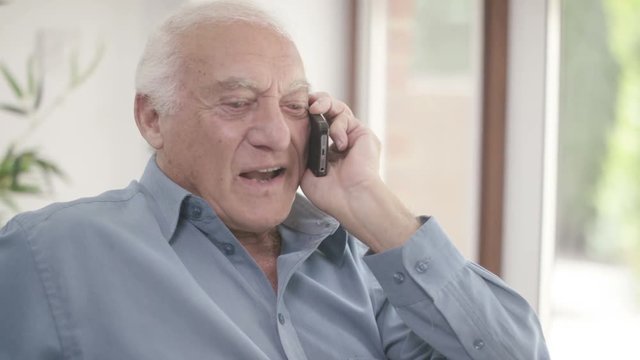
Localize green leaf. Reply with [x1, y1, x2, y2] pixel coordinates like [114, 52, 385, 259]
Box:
[9, 183, 41, 194]
[27, 54, 36, 96]
[35, 158, 65, 186]
[14, 151, 39, 175]
[0, 62, 24, 99]
[0, 103, 28, 115]
[70, 41, 105, 89]
[0, 146, 15, 168]
[35, 158, 64, 176]
[0, 147, 17, 184]
[0, 173, 10, 190]
[0, 147, 65, 202]
[0, 176, 10, 191]
[11, 151, 32, 187]
[33, 79, 44, 110]
[35, 162, 61, 191]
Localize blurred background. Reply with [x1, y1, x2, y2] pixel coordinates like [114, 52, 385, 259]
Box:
[1, 0, 638, 358]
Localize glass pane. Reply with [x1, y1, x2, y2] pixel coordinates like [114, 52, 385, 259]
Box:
[550, 0, 640, 358]
[384, 0, 482, 259]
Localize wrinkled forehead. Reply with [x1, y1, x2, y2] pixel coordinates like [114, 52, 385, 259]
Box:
[199, 76, 311, 99]
[177, 21, 307, 91]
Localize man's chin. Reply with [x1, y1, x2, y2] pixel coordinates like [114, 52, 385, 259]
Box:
[226, 204, 293, 235]
[227, 216, 287, 237]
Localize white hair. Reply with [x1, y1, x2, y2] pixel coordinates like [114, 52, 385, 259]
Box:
[135, 0, 291, 115]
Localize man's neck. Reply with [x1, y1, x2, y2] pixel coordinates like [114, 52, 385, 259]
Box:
[232, 228, 282, 291]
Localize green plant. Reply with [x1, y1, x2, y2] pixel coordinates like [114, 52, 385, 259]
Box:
[0, 38, 104, 223]
[0, 146, 63, 211]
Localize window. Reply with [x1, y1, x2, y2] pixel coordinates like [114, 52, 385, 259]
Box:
[548, 0, 640, 357]
[379, 0, 483, 259]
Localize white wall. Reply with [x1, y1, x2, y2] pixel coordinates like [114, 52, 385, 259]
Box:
[249, 0, 351, 101]
[0, 0, 350, 219]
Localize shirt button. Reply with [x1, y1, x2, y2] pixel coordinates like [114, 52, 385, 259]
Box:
[278, 313, 286, 325]
[473, 339, 485, 350]
[191, 206, 202, 219]
[393, 272, 405, 284]
[221, 243, 235, 256]
[415, 259, 430, 273]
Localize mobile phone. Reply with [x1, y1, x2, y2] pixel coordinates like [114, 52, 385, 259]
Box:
[308, 113, 329, 177]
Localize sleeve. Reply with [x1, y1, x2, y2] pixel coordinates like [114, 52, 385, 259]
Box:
[0, 219, 63, 359]
[362, 217, 550, 360]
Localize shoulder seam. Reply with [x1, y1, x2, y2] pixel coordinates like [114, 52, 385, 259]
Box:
[17, 185, 143, 230]
[14, 219, 68, 357]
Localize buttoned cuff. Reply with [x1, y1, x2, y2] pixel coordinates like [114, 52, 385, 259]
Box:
[363, 217, 467, 307]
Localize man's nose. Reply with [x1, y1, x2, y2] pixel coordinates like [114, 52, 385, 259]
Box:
[246, 101, 291, 151]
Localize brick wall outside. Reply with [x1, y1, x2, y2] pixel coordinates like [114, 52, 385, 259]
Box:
[383, 0, 480, 259]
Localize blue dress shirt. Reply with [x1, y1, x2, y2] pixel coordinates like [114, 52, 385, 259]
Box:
[0, 158, 549, 359]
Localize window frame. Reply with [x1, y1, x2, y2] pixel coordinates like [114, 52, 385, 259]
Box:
[353, 0, 559, 317]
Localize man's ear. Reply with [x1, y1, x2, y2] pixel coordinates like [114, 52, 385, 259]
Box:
[134, 94, 164, 149]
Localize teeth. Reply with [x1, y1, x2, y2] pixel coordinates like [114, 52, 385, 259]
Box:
[258, 167, 280, 173]
[239, 167, 284, 181]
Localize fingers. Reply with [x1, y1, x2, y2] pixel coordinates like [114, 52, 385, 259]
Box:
[309, 92, 359, 151]
[309, 92, 353, 117]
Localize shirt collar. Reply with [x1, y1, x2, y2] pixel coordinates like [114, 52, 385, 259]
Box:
[281, 193, 340, 235]
[138, 156, 347, 262]
[281, 194, 347, 264]
[139, 156, 190, 241]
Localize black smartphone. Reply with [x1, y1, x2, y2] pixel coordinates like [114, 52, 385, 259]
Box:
[308, 113, 329, 177]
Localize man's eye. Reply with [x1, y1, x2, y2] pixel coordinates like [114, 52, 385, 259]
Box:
[226, 101, 251, 109]
[284, 103, 308, 116]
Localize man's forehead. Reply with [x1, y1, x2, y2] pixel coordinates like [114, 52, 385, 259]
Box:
[182, 21, 298, 57]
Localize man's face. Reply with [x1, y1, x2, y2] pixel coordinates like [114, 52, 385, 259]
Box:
[155, 22, 309, 235]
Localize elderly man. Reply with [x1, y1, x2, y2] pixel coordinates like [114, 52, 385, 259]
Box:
[0, 1, 549, 359]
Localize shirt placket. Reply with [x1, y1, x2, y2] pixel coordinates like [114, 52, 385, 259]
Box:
[274, 228, 329, 360]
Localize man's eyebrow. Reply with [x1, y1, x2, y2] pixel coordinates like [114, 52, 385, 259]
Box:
[212, 77, 310, 95]
[216, 77, 260, 91]
[286, 79, 311, 94]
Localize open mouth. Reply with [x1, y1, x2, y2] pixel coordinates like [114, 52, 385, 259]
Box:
[239, 167, 286, 182]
